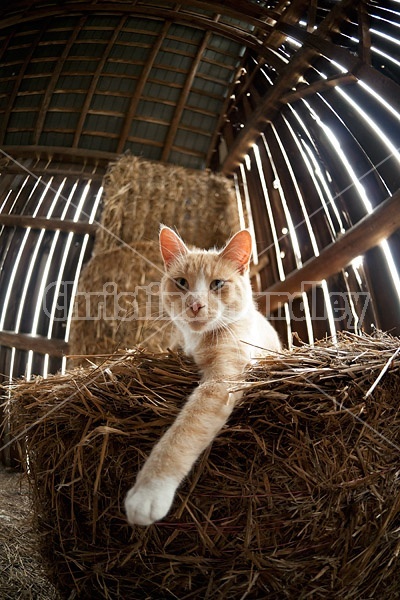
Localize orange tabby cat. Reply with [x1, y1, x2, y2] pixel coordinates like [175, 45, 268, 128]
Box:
[125, 226, 281, 525]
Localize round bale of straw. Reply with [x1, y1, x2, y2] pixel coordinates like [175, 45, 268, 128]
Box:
[9, 332, 400, 599]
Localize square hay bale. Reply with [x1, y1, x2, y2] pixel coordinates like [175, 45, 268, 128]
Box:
[8, 332, 400, 599]
[96, 154, 241, 252]
[69, 244, 173, 358]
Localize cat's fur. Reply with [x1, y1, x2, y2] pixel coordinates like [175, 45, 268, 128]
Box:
[125, 226, 281, 525]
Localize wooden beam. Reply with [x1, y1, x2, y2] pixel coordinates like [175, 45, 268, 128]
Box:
[258, 190, 400, 313]
[221, 45, 317, 174]
[117, 21, 171, 154]
[161, 0, 281, 23]
[33, 16, 86, 145]
[0, 26, 44, 144]
[280, 73, 356, 103]
[0, 145, 114, 167]
[72, 16, 127, 148]
[0, 213, 98, 236]
[0, 1, 279, 33]
[249, 254, 270, 278]
[206, 61, 247, 167]
[358, 0, 372, 65]
[219, 0, 310, 138]
[265, 0, 310, 48]
[0, 331, 69, 357]
[162, 29, 212, 161]
[307, 0, 318, 33]
[1, 164, 105, 180]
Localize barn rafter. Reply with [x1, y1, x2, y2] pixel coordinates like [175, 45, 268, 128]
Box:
[222, 0, 400, 173]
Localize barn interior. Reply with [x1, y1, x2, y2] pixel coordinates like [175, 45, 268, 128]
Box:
[0, 1, 399, 598]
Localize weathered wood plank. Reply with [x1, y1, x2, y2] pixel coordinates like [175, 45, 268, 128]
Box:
[258, 191, 400, 313]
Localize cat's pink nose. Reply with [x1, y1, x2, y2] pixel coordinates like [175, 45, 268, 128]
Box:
[189, 301, 204, 316]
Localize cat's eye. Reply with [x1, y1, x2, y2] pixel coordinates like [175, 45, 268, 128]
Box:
[175, 277, 189, 290]
[210, 279, 225, 291]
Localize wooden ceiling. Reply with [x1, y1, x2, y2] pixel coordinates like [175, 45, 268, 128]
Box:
[2, 0, 397, 172]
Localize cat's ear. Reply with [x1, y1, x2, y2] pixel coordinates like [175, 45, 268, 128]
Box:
[159, 226, 188, 268]
[220, 230, 252, 274]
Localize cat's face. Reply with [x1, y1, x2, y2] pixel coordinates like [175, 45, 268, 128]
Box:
[159, 227, 253, 334]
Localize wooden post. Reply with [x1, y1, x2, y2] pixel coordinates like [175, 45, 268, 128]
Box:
[0, 214, 97, 236]
[0, 331, 69, 357]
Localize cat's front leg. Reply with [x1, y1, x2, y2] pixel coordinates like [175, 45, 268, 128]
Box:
[125, 381, 234, 526]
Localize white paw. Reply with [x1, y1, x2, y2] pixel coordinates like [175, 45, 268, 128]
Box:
[124, 476, 178, 526]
